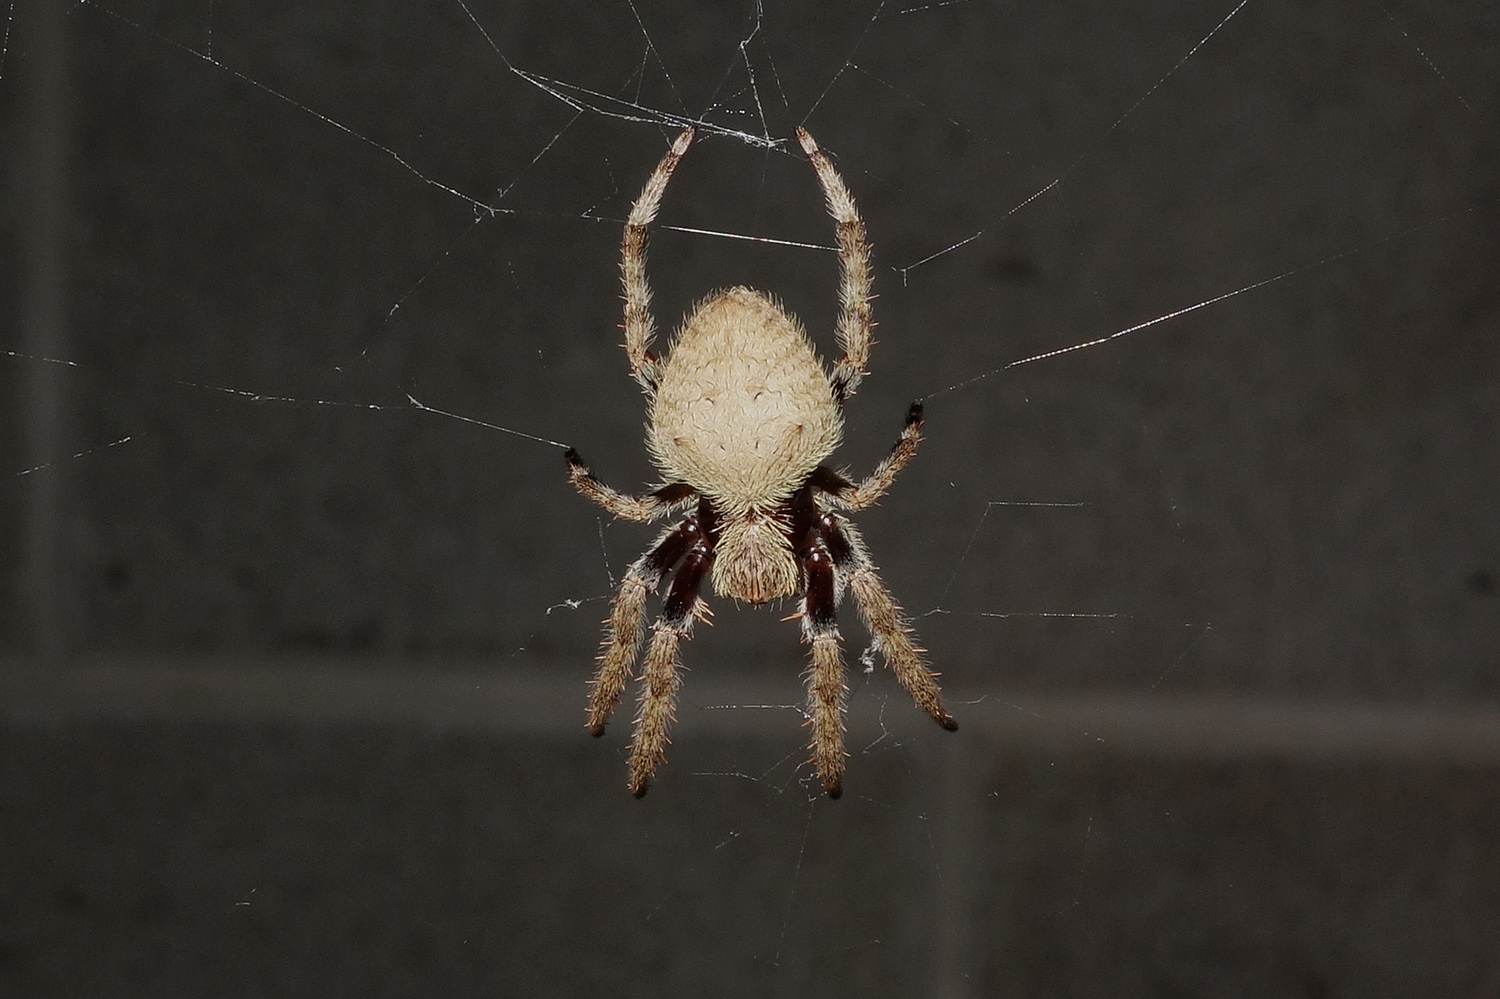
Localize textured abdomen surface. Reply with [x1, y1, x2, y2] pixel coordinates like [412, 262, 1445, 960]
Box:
[648, 287, 843, 512]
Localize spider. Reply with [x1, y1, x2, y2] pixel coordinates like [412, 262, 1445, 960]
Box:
[566, 126, 957, 798]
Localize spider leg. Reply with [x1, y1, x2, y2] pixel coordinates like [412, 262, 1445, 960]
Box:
[628, 518, 715, 797]
[818, 512, 957, 732]
[621, 127, 695, 394]
[566, 447, 695, 522]
[813, 402, 924, 511]
[796, 127, 872, 404]
[799, 542, 849, 798]
[587, 514, 703, 736]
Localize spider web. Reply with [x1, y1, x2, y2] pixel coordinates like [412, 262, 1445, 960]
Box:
[3, 0, 1499, 994]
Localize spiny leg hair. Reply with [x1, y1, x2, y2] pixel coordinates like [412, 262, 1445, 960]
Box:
[627, 522, 715, 797]
[814, 402, 924, 511]
[586, 514, 703, 737]
[621, 127, 695, 394]
[799, 541, 849, 798]
[796, 127, 873, 404]
[566, 447, 695, 523]
[818, 511, 958, 733]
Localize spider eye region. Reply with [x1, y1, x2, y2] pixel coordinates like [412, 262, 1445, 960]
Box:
[648, 287, 844, 512]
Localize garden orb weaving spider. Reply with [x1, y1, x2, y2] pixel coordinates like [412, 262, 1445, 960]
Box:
[566, 126, 957, 798]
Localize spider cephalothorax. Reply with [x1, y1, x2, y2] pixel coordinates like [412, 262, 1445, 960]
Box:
[566, 126, 956, 798]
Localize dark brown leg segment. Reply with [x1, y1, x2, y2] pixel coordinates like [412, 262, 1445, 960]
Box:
[800, 543, 848, 798]
[626, 508, 715, 797]
[818, 512, 957, 733]
[587, 514, 703, 737]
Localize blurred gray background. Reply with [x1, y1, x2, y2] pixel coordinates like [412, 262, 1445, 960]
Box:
[2, 0, 1498, 994]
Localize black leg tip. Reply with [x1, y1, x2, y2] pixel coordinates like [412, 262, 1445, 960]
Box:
[564, 447, 582, 466]
[632, 783, 650, 799]
[939, 715, 959, 732]
[825, 783, 843, 800]
[907, 401, 924, 425]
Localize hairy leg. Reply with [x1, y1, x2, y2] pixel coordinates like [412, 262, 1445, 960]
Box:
[819, 513, 957, 732]
[587, 515, 703, 736]
[566, 448, 694, 522]
[813, 402, 923, 511]
[796, 127, 873, 403]
[627, 513, 715, 797]
[621, 127, 694, 393]
[799, 543, 848, 798]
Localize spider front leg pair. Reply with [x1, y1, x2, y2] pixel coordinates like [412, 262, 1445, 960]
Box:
[618, 126, 873, 402]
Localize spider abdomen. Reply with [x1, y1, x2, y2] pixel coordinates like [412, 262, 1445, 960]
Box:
[647, 287, 843, 513]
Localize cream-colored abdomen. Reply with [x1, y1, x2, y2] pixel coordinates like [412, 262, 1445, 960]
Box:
[648, 287, 843, 513]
